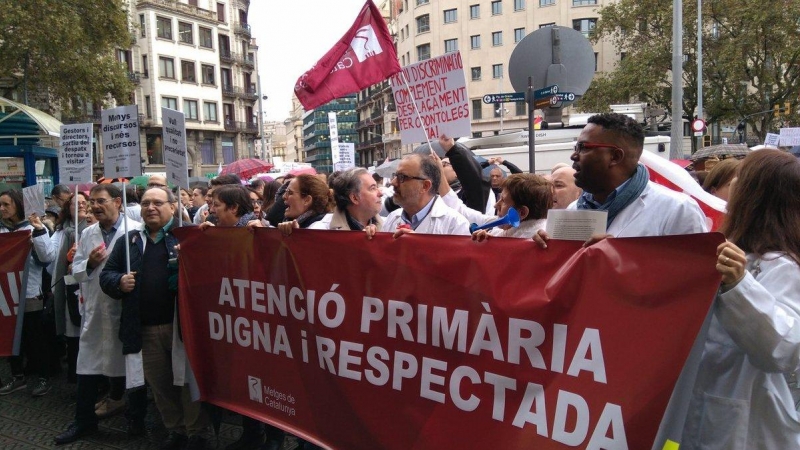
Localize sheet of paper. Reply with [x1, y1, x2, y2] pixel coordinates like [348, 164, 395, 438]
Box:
[545, 209, 608, 241]
[22, 184, 46, 218]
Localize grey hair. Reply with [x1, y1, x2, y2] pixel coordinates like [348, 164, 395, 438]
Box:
[418, 155, 441, 195]
[331, 167, 369, 210]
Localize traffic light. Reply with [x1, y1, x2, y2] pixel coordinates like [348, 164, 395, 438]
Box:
[785, 102, 792, 115]
[774, 104, 782, 118]
[703, 135, 711, 147]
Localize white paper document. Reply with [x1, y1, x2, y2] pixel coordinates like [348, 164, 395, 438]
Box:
[545, 209, 608, 241]
[23, 184, 46, 218]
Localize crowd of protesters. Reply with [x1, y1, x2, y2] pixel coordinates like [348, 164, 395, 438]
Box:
[0, 112, 798, 449]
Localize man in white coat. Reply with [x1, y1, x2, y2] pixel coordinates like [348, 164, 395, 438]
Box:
[381, 153, 470, 236]
[55, 184, 145, 445]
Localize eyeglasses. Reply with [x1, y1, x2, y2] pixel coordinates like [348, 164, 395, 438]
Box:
[573, 142, 626, 154]
[141, 200, 169, 208]
[251, 199, 263, 205]
[394, 173, 428, 184]
[88, 198, 112, 205]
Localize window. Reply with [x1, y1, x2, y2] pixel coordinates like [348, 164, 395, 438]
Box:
[491, 1, 502, 15]
[443, 9, 457, 23]
[181, 60, 196, 82]
[540, 0, 555, 5]
[139, 14, 146, 37]
[444, 38, 458, 53]
[178, 22, 193, 44]
[514, 0, 526, 10]
[417, 43, 431, 61]
[199, 27, 213, 48]
[162, 97, 177, 110]
[417, 0, 429, 4]
[573, 18, 597, 37]
[514, 28, 525, 42]
[472, 99, 482, 119]
[201, 64, 215, 85]
[470, 35, 481, 49]
[156, 16, 172, 39]
[416, 14, 430, 33]
[201, 138, 215, 164]
[492, 64, 503, 78]
[184, 100, 199, 120]
[471, 67, 481, 80]
[217, 2, 225, 22]
[141, 55, 149, 78]
[540, 22, 556, 28]
[159, 57, 175, 79]
[492, 31, 503, 46]
[204, 102, 218, 122]
[145, 96, 152, 119]
[594, 52, 598, 71]
[573, 0, 597, 5]
[516, 101, 526, 116]
[470, 4, 480, 18]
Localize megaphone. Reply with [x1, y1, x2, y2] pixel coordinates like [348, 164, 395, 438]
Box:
[469, 207, 521, 233]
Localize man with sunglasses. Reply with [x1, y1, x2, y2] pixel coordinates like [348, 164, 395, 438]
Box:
[56, 184, 145, 445]
[381, 153, 470, 236]
[535, 112, 706, 243]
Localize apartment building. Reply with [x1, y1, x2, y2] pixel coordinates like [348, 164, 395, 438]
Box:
[61, 0, 261, 178]
[303, 95, 358, 174]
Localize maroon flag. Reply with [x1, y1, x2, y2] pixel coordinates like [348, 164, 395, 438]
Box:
[294, 0, 401, 110]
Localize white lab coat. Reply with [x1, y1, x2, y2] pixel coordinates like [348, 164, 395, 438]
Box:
[381, 196, 470, 236]
[679, 253, 800, 449]
[72, 217, 141, 376]
[567, 181, 708, 236]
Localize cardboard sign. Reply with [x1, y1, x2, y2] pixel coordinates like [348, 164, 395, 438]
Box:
[334, 143, 356, 172]
[391, 51, 471, 143]
[161, 108, 190, 189]
[59, 123, 93, 183]
[102, 105, 142, 178]
[779, 127, 800, 146]
[22, 184, 45, 218]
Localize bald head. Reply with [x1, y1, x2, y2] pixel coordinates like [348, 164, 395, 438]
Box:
[148, 175, 168, 188]
[551, 166, 582, 209]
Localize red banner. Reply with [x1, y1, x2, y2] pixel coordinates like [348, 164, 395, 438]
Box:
[175, 229, 723, 449]
[0, 231, 31, 356]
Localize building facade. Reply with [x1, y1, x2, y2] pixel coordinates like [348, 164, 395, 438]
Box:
[302, 95, 358, 174]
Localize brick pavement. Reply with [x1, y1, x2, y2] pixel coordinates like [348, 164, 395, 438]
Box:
[0, 363, 298, 450]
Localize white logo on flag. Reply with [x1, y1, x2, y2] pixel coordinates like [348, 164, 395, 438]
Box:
[350, 25, 383, 62]
[248, 376, 263, 403]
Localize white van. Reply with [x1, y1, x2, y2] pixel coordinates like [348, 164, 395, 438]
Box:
[457, 128, 671, 174]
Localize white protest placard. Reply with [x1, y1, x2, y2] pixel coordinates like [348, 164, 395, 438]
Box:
[764, 133, 780, 147]
[328, 112, 340, 168]
[334, 143, 356, 172]
[779, 127, 800, 146]
[101, 104, 142, 178]
[59, 123, 93, 183]
[22, 184, 45, 218]
[390, 51, 471, 144]
[161, 108, 189, 189]
[545, 209, 608, 241]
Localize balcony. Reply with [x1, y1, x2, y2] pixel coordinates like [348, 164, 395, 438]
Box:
[61, 111, 102, 125]
[220, 50, 235, 64]
[241, 54, 255, 69]
[241, 121, 259, 134]
[224, 119, 236, 131]
[370, 108, 383, 120]
[136, 0, 216, 22]
[128, 71, 141, 84]
[234, 23, 251, 38]
[240, 87, 257, 101]
[222, 84, 236, 97]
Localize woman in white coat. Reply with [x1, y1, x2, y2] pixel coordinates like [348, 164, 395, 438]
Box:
[681, 149, 800, 449]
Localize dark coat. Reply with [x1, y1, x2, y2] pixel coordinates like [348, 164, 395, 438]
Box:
[99, 227, 180, 354]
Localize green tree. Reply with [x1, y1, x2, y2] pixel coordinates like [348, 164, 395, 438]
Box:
[0, 0, 133, 113]
[576, 0, 800, 146]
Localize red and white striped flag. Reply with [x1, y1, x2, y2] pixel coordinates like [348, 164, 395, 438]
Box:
[639, 151, 726, 231]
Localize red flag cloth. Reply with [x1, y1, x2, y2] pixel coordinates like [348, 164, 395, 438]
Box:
[294, 0, 401, 110]
[0, 231, 32, 356]
[640, 151, 727, 231]
[174, 227, 723, 450]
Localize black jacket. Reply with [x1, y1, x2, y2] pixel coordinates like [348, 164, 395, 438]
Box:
[447, 142, 491, 212]
[100, 227, 180, 354]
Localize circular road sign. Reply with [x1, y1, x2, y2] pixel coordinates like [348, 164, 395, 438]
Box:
[483, 95, 493, 104]
[691, 118, 706, 132]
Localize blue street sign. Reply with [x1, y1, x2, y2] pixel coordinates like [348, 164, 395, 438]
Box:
[552, 92, 576, 102]
[533, 84, 559, 99]
[482, 92, 527, 104]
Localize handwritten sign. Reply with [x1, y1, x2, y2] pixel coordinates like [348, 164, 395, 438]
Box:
[59, 123, 93, 183]
[161, 108, 189, 189]
[102, 105, 141, 178]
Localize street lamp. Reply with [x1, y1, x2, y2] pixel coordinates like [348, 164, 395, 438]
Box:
[257, 74, 269, 161]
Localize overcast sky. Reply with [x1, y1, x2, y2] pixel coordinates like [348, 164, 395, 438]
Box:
[249, 0, 367, 121]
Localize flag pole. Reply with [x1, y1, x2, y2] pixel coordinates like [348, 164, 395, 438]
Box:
[398, 71, 436, 155]
[74, 185, 79, 244]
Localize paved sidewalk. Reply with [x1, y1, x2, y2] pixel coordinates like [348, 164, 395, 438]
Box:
[0, 363, 297, 449]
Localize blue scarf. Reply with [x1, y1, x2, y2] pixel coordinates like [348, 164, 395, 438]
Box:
[576, 164, 649, 228]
